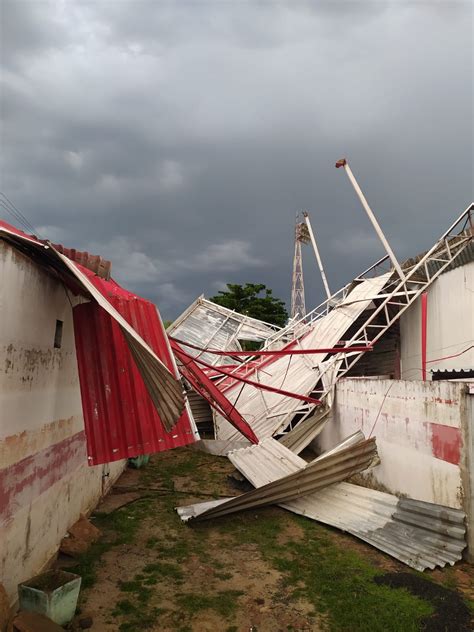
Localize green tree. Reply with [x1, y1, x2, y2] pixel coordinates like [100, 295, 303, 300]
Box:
[209, 283, 288, 327]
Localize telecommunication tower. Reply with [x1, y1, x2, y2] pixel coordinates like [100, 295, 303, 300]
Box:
[290, 215, 310, 319]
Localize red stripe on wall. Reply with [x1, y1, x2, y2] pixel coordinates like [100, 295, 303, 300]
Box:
[0, 431, 87, 525]
[425, 423, 462, 466]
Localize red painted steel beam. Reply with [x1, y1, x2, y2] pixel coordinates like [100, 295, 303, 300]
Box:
[171, 341, 259, 444]
[169, 336, 373, 357]
[171, 340, 322, 407]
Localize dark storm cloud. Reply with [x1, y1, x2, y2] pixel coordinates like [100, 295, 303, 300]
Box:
[1, 1, 472, 317]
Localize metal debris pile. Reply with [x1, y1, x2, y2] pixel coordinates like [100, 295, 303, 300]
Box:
[166, 204, 473, 572]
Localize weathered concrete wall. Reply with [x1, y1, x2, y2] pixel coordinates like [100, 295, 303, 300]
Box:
[400, 262, 474, 379]
[317, 378, 469, 509]
[0, 241, 125, 602]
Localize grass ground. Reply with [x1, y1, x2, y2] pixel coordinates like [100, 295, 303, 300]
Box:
[68, 447, 473, 632]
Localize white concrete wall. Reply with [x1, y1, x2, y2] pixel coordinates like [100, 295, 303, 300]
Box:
[317, 378, 469, 509]
[400, 262, 474, 379]
[0, 241, 125, 603]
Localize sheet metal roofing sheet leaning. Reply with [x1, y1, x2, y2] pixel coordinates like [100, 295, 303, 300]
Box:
[227, 438, 466, 571]
[214, 273, 391, 443]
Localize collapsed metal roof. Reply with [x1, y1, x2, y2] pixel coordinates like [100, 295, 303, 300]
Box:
[168, 295, 282, 367]
[171, 205, 472, 455]
[214, 273, 391, 442]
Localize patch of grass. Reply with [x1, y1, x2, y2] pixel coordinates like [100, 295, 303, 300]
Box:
[215, 571, 233, 581]
[113, 599, 138, 616]
[67, 541, 109, 588]
[270, 518, 433, 632]
[71, 500, 152, 589]
[143, 561, 184, 581]
[177, 590, 244, 619]
[143, 576, 158, 585]
[205, 509, 436, 631]
[118, 609, 164, 632]
[439, 567, 458, 591]
[118, 580, 142, 593]
[141, 448, 215, 491]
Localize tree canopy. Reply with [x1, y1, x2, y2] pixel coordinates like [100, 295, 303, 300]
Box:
[209, 283, 288, 327]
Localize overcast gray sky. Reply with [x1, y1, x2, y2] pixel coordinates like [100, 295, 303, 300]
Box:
[1, 1, 472, 318]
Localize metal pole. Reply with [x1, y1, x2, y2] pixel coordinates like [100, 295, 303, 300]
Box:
[335, 158, 406, 281]
[421, 292, 428, 380]
[303, 211, 332, 300]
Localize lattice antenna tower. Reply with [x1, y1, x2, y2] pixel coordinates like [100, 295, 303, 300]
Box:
[290, 214, 311, 319]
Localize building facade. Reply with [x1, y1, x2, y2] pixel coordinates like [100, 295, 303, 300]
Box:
[0, 240, 125, 602]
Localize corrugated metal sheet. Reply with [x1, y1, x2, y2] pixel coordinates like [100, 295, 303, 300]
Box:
[56, 250, 185, 431]
[0, 222, 185, 431]
[227, 439, 466, 571]
[186, 390, 213, 432]
[74, 294, 198, 465]
[284, 484, 466, 571]
[0, 220, 190, 454]
[215, 273, 391, 442]
[279, 408, 331, 454]
[176, 435, 378, 522]
[168, 296, 280, 367]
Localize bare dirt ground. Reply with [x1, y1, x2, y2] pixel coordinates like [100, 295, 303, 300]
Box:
[66, 448, 473, 632]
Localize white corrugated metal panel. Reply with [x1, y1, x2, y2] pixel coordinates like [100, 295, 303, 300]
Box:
[278, 409, 331, 454]
[168, 296, 281, 367]
[215, 273, 391, 442]
[177, 436, 378, 522]
[227, 439, 466, 571]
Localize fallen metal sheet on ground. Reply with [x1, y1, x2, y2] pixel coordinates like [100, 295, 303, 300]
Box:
[283, 484, 466, 572]
[278, 408, 331, 454]
[176, 434, 378, 522]
[226, 439, 466, 571]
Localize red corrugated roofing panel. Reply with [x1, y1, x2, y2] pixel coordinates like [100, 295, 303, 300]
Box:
[1, 218, 196, 464]
[74, 289, 197, 466]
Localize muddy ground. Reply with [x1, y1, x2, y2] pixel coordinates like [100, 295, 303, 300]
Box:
[65, 447, 473, 632]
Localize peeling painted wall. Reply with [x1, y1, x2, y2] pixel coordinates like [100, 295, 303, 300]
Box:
[317, 378, 471, 509]
[400, 263, 474, 379]
[0, 241, 126, 602]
